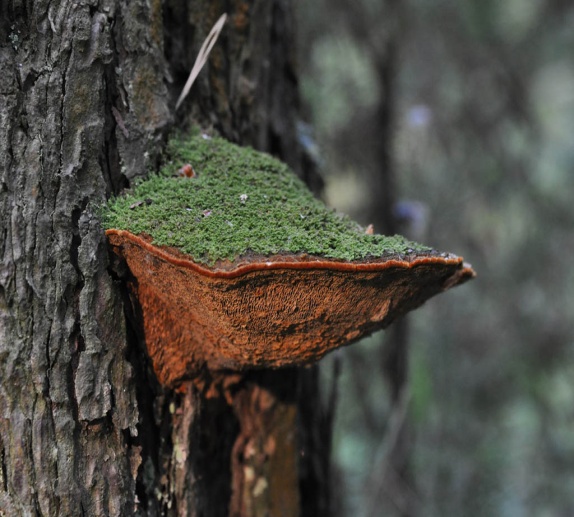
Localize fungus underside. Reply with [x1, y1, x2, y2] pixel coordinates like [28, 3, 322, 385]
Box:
[103, 133, 431, 266]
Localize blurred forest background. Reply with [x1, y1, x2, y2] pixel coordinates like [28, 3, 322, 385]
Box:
[295, 1, 574, 515]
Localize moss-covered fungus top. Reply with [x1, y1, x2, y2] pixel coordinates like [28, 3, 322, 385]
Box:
[103, 133, 431, 266]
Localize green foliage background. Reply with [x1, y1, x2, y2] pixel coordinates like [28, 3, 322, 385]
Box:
[296, 1, 574, 515]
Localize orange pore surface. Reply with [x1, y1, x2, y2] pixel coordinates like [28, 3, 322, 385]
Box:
[107, 229, 475, 388]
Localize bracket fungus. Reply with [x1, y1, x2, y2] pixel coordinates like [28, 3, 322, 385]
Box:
[104, 134, 475, 388]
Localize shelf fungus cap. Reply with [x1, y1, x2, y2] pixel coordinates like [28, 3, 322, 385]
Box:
[104, 135, 475, 388]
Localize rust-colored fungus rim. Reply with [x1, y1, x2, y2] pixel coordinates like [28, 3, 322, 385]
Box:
[106, 229, 476, 279]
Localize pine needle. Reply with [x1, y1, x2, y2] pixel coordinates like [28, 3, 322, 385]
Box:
[175, 13, 228, 111]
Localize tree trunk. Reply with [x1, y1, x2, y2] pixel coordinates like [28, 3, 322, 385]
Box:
[1, 1, 329, 515]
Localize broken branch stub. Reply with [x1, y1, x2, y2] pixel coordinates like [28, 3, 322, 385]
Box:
[104, 134, 475, 388]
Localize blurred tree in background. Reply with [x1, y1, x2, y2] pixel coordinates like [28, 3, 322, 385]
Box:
[297, 0, 574, 515]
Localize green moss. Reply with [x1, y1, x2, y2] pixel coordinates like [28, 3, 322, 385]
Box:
[102, 133, 431, 265]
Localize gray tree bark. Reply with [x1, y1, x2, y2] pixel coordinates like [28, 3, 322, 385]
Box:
[1, 1, 169, 514]
[1, 1, 329, 515]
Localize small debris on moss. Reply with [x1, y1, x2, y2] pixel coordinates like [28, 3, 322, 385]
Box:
[103, 133, 431, 265]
